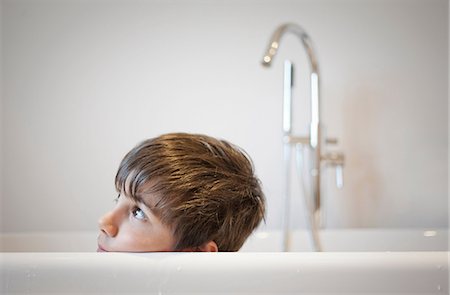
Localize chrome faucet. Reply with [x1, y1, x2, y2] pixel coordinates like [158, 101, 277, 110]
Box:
[262, 23, 344, 251]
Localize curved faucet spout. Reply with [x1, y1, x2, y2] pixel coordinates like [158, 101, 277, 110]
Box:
[262, 23, 345, 252]
[261, 23, 319, 75]
[261, 23, 321, 148]
[262, 23, 323, 252]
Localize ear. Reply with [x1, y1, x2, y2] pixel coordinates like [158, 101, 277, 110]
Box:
[197, 240, 218, 252]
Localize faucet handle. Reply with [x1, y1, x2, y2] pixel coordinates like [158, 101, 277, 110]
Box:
[322, 152, 345, 189]
[335, 164, 344, 189]
[325, 138, 338, 145]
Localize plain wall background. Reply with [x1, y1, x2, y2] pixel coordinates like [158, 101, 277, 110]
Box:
[1, 0, 448, 233]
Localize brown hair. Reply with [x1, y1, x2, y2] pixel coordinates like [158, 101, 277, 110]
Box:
[115, 133, 265, 251]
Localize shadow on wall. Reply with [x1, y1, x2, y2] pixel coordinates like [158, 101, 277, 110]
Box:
[342, 84, 382, 226]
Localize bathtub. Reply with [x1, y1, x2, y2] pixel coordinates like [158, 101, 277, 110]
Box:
[1, 228, 448, 294]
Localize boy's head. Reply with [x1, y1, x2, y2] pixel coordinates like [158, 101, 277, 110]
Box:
[98, 133, 265, 252]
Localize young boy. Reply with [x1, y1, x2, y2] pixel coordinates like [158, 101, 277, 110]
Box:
[98, 133, 265, 252]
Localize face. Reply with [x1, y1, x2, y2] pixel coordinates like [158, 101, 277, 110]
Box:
[97, 193, 175, 252]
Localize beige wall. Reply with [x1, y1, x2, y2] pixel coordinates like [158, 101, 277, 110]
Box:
[1, 0, 448, 232]
[0, 0, 3, 231]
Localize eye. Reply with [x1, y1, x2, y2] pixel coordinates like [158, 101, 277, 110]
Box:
[113, 194, 120, 204]
[131, 207, 147, 221]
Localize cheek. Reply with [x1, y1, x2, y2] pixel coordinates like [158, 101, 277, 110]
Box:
[139, 227, 175, 251]
[106, 228, 137, 251]
[118, 222, 175, 252]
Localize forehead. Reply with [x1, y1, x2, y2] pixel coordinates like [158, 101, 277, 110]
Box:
[118, 171, 159, 205]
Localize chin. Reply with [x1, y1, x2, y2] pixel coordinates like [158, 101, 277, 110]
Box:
[97, 244, 109, 252]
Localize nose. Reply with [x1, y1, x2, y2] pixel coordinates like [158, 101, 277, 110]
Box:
[98, 210, 119, 237]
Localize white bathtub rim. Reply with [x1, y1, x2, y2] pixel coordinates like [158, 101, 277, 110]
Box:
[1, 252, 448, 294]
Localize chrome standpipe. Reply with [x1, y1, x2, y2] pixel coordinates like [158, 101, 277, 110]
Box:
[262, 23, 345, 252]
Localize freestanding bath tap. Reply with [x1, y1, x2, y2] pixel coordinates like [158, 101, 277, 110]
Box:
[262, 23, 344, 251]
